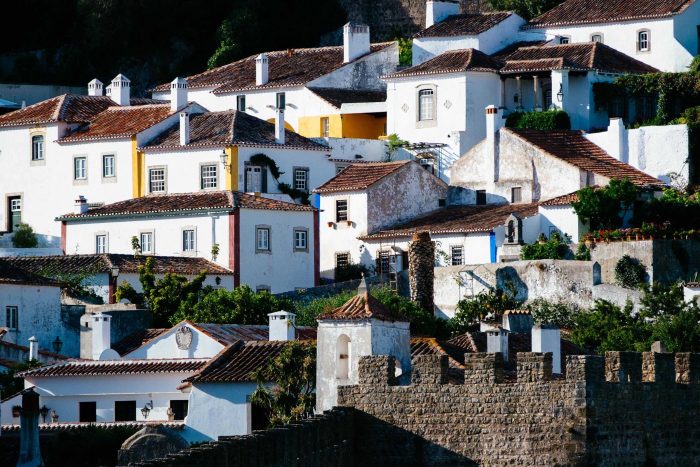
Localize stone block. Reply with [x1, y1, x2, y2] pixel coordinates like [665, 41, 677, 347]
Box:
[605, 351, 642, 382]
[642, 352, 675, 383]
[675, 352, 700, 383]
[411, 354, 448, 385]
[517, 352, 553, 382]
[358, 355, 395, 385]
[463, 352, 504, 384]
[566, 355, 604, 382]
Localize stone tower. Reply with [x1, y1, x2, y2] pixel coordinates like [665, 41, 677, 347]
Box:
[409, 231, 435, 313]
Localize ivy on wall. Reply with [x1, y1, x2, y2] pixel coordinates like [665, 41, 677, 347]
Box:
[248, 153, 310, 204]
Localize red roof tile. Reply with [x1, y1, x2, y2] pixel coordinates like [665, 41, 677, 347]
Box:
[526, 0, 696, 28]
[59, 104, 173, 142]
[0, 259, 62, 286]
[313, 161, 410, 193]
[0, 94, 114, 128]
[307, 88, 386, 109]
[317, 291, 406, 321]
[540, 191, 581, 206]
[142, 110, 326, 151]
[507, 129, 665, 187]
[17, 359, 207, 378]
[361, 203, 540, 240]
[414, 12, 514, 38]
[152, 44, 393, 94]
[112, 328, 169, 356]
[58, 191, 314, 220]
[1, 421, 184, 432]
[384, 49, 500, 79]
[192, 322, 316, 345]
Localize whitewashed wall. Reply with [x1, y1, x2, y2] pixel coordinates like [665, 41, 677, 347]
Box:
[183, 382, 257, 442]
[538, 205, 586, 242]
[125, 323, 224, 359]
[319, 191, 368, 279]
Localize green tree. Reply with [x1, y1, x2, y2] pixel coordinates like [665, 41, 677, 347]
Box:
[572, 178, 639, 229]
[525, 298, 577, 328]
[449, 285, 522, 335]
[570, 300, 651, 353]
[520, 231, 570, 260]
[485, 0, 564, 20]
[0, 359, 42, 398]
[11, 223, 38, 248]
[614, 255, 647, 289]
[250, 341, 316, 427]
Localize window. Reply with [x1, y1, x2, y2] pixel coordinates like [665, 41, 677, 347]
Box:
[140, 232, 153, 254]
[451, 246, 464, 266]
[335, 252, 350, 268]
[511, 187, 522, 203]
[5, 306, 18, 330]
[170, 400, 188, 421]
[591, 34, 603, 43]
[294, 168, 308, 191]
[294, 229, 308, 251]
[102, 154, 115, 178]
[31, 135, 44, 161]
[114, 401, 136, 422]
[236, 95, 246, 111]
[95, 234, 107, 254]
[638, 30, 650, 51]
[79, 402, 97, 423]
[74, 157, 87, 180]
[256, 285, 271, 293]
[559, 36, 570, 45]
[200, 164, 218, 189]
[476, 190, 486, 205]
[337, 334, 351, 380]
[336, 199, 348, 222]
[149, 168, 166, 193]
[256, 227, 270, 252]
[8, 197, 21, 232]
[376, 250, 391, 274]
[321, 117, 330, 137]
[245, 166, 263, 192]
[418, 89, 435, 121]
[182, 229, 196, 252]
[276, 92, 286, 110]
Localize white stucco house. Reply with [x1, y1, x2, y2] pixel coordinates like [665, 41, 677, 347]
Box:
[523, 0, 700, 72]
[538, 191, 588, 242]
[57, 191, 318, 294]
[314, 160, 448, 281]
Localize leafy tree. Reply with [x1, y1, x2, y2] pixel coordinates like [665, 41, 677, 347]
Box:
[11, 223, 38, 248]
[485, 0, 564, 20]
[250, 341, 316, 427]
[572, 178, 639, 229]
[294, 290, 356, 327]
[396, 37, 412, 66]
[449, 285, 522, 335]
[570, 300, 651, 353]
[520, 231, 570, 260]
[0, 359, 42, 398]
[614, 255, 647, 289]
[574, 242, 591, 260]
[525, 298, 577, 328]
[639, 283, 700, 352]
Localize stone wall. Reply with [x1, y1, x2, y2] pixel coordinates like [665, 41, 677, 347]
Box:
[338, 352, 700, 466]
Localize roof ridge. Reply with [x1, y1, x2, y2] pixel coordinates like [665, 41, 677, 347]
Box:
[52, 94, 69, 121]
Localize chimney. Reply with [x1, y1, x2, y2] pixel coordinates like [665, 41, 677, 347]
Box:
[275, 108, 285, 145]
[268, 311, 296, 341]
[502, 310, 533, 333]
[486, 327, 509, 361]
[88, 78, 103, 96]
[531, 324, 561, 373]
[18, 389, 43, 464]
[408, 231, 435, 313]
[607, 118, 628, 163]
[28, 336, 39, 361]
[484, 105, 501, 183]
[91, 313, 112, 360]
[256, 54, 269, 86]
[425, 0, 460, 28]
[343, 23, 370, 63]
[179, 112, 190, 145]
[109, 73, 131, 106]
[74, 195, 88, 215]
[170, 77, 188, 112]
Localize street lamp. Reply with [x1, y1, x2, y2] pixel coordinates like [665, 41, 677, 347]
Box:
[39, 405, 49, 423]
[141, 401, 153, 419]
[556, 84, 564, 102]
[220, 150, 230, 169]
[52, 336, 63, 353]
[110, 266, 120, 278]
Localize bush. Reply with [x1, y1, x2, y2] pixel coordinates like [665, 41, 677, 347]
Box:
[449, 285, 521, 335]
[525, 298, 576, 328]
[614, 255, 647, 289]
[11, 223, 38, 248]
[520, 231, 570, 260]
[505, 110, 571, 130]
[574, 242, 591, 261]
[334, 263, 368, 283]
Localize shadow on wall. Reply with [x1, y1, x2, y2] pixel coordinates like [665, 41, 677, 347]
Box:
[447, 186, 508, 206]
[351, 411, 477, 466]
[495, 266, 528, 301]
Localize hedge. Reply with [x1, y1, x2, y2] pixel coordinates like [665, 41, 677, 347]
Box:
[505, 110, 571, 130]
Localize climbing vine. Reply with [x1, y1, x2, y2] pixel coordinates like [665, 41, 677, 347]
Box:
[248, 153, 310, 204]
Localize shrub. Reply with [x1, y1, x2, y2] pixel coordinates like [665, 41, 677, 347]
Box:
[574, 242, 591, 261]
[520, 231, 570, 260]
[505, 110, 571, 130]
[614, 255, 647, 289]
[525, 298, 576, 328]
[11, 223, 38, 248]
[334, 263, 368, 283]
[449, 285, 521, 335]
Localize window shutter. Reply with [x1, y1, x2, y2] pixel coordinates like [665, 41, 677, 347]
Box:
[261, 167, 268, 192]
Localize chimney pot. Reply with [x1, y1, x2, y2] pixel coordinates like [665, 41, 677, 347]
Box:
[343, 23, 370, 63]
[268, 311, 296, 341]
[170, 77, 188, 112]
[109, 74, 130, 106]
[180, 112, 190, 145]
[275, 108, 285, 145]
[88, 79, 103, 97]
[532, 324, 561, 373]
[74, 195, 88, 215]
[486, 327, 509, 361]
[256, 54, 269, 86]
[91, 313, 116, 360]
[28, 336, 39, 361]
[425, 0, 460, 29]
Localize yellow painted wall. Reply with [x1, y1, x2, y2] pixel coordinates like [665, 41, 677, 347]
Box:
[131, 136, 145, 197]
[225, 145, 239, 190]
[297, 114, 386, 139]
[265, 119, 295, 132]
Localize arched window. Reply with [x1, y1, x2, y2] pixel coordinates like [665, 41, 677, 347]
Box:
[336, 334, 351, 380]
[31, 135, 44, 161]
[637, 30, 650, 52]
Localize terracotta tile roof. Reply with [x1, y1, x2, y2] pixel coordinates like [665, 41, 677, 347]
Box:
[59, 104, 173, 142]
[0, 259, 62, 286]
[317, 291, 406, 321]
[58, 191, 314, 220]
[414, 12, 514, 38]
[497, 43, 658, 74]
[685, 282, 700, 288]
[17, 359, 207, 378]
[507, 129, 665, 187]
[540, 191, 580, 206]
[361, 203, 539, 240]
[4, 254, 232, 277]
[313, 161, 410, 193]
[0, 94, 114, 128]
[384, 49, 500, 79]
[142, 110, 327, 151]
[1, 421, 184, 432]
[307, 87, 386, 109]
[192, 322, 316, 345]
[184, 340, 301, 384]
[151, 43, 393, 94]
[112, 328, 169, 356]
[0, 340, 69, 361]
[525, 0, 696, 28]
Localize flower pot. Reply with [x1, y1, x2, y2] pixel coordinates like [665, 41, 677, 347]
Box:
[327, 221, 334, 228]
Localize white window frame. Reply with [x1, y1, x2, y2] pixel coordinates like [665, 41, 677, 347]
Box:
[149, 167, 167, 193]
[418, 88, 435, 122]
[335, 199, 348, 222]
[102, 154, 116, 178]
[637, 29, 650, 52]
[321, 117, 330, 137]
[293, 167, 309, 191]
[256, 226, 271, 253]
[95, 234, 108, 254]
[245, 165, 263, 192]
[236, 95, 246, 112]
[450, 246, 464, 266]
[140, 231, 154, 254]
[182, 228, 196, 253]
[293, 228, 308, 251]
[31, 135, 44, 161]
[6, 306, 18, 330]
[74, 156, 87, 180]
[200, 164, 218, 190]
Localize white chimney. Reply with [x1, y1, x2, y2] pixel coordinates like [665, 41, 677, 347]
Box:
[484, 105, 501, 183]
[91, 313, 119, 360]
[179, 112, 190, 145]
[88, 78, 103, 96]
[268, 311, 296, 341]
[343, 23, 370, 63]
[275, 108, 285, 145]
[532, 324, 561, 374]
[607, 118, 628, 163]
[256, 54, 269, 86]
[170, 77, 188, 112]
[426, 0, 460, 28]
[74, 195, 88, 215]
[28, 336, 39, 361]
[486, 327, 509, 361]
[109, 73, 131, 106]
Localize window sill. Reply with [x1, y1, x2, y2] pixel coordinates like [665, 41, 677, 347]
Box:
[30, 159, 46, 167]
[255, 250, 272, 255]
[73, 179, 88, 186]
[102, 176, 117, 183]
[293, 248, 309, 253]
[415, 119, 437, 129]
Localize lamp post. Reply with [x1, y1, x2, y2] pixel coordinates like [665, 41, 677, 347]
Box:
[109, 266, 120, 304]
[141, 401, 153, 420]
[556, 84, 564, 103]
[52, 336, 62, 353]
[39, 405, 49, 423]
[220, 150, 230, 170]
